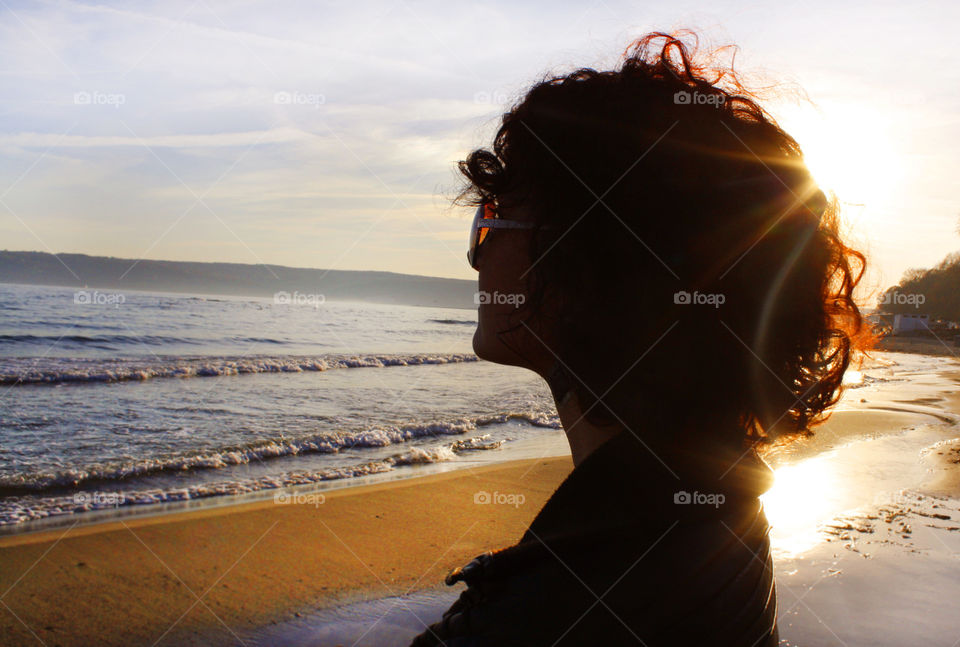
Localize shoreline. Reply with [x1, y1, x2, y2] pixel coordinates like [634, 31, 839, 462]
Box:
[921, 436, 960, 497]
[876, 336, 960, 357]
[0, 428, 570, 539]
[0, 456, 573, 646]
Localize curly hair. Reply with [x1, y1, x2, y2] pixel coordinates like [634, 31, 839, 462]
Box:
[456, 31, 872, 450]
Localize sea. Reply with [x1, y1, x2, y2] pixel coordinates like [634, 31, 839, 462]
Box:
[0, 283, 564, 531]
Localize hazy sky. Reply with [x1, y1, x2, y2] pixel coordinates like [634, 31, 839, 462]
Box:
[1, 0, 957, 294]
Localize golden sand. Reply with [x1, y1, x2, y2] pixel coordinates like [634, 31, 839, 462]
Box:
[0, 456, 573, 647]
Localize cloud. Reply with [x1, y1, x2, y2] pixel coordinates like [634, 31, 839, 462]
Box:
[0, 127, 310, 149]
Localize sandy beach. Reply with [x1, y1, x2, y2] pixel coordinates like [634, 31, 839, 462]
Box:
[0, 457, 572, 646]
[3, 351, 960, 646]
[876, 335, 960, 358]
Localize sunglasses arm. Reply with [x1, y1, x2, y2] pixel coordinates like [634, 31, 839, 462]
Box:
[477, 220, 536, 230]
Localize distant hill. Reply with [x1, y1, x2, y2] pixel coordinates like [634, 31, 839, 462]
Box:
[0, 251, 477, 309]
[879, 251, 960, 321]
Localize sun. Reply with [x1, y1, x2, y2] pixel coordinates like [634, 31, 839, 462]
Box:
[776, 102, 903, 214]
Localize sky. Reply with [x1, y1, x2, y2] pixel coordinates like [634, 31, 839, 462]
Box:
[0, 0, 958, 296]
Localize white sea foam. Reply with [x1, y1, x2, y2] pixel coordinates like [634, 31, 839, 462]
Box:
[0, 413, 557, 494]
[0, 433, 510, 526]
[0, 353, 479, 385]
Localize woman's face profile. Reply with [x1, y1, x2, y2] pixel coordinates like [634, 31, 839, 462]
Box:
[471, 199, 547, 373]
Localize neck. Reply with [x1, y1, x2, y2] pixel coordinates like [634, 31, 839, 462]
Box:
[554, 390, 623, 467]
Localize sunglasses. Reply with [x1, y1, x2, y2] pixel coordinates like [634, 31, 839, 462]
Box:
[467, 202, 536, 270]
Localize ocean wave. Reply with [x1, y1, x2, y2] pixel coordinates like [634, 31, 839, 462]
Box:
[0, 412, 556, 494]
[429, 319, 477, 326]
[0, 333, 211, 346]
[0, 333, 295, 349]
[0, 435, 507, 526]
[0, 352, 479, 386]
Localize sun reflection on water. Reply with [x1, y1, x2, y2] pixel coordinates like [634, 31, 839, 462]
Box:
[842, 369, 864, 386]
[760, 454, 839, 558]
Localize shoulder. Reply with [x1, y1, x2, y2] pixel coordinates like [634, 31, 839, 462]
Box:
[410, 501, 775, 646]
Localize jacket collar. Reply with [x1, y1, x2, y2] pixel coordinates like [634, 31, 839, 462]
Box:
[520, 429, 774, 544]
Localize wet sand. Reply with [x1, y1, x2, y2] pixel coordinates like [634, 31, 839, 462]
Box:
[767, 423, 960, 646]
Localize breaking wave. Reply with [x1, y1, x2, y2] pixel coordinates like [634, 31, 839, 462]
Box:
[0, 411, 560, 495]
[0, 434, 512, 526]
[0, 353, 479, 386]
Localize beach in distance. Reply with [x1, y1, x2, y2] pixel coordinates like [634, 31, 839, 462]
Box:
[1, 284, 960, 645]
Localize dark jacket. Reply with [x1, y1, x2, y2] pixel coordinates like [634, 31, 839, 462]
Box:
[409, 430, 778, 646]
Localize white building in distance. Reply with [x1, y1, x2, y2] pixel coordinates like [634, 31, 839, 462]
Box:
[893, 313, 930, 333]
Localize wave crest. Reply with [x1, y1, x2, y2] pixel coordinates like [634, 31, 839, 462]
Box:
[0, 411, 557, 494]
[1, 353, 479, 386]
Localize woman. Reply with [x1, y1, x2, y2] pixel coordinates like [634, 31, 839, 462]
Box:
[411, 31, 869, 647]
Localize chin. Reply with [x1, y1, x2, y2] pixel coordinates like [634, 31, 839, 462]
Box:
[472, 321, 494, 361]
[472, 313, 530, 369]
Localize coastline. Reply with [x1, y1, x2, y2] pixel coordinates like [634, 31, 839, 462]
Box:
[0, 429, 570, 539]
[0, 456, 573, 647]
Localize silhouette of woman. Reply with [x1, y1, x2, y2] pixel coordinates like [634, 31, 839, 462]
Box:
[411, 30, 870, 647]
